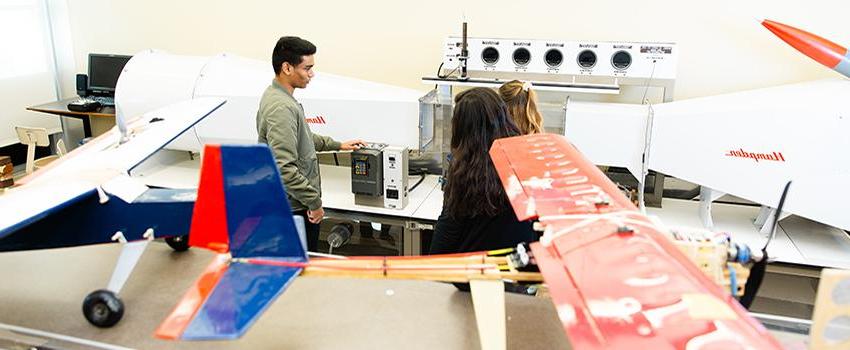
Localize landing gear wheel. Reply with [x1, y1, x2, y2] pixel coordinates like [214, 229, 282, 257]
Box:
[82, 290, 124, 328]
[165, 235, 190, 252]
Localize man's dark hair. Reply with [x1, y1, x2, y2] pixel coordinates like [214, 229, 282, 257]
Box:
[272, 36, 316, 75]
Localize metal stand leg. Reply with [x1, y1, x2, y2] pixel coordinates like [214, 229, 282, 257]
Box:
[107, 240, 150, 293]
[82, 116, 92, 138]
[698, 186, 725, 229]
[648, 171, 665, 207]
[754, 206, 773, 227]
[754, 206, 791, 235]
[402, 226, 419, 256]
[403, 221, 431, 256]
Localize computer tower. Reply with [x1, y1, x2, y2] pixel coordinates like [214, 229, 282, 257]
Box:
[76, 74, 88, 97]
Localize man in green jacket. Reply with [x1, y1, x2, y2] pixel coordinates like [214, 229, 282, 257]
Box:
[257, 36, 364, 251]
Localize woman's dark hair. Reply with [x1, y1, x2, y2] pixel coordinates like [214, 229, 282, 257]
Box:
[272, 36, 316, 75]
[444, 87, 521, 218]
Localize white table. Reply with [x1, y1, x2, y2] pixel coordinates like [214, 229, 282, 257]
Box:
[319, 164, 442, 221]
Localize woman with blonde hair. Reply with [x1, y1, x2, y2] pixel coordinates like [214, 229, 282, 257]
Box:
[498, 80, 544, 135]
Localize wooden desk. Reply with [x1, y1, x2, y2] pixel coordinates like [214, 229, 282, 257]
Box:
[27, 98, 116, 138]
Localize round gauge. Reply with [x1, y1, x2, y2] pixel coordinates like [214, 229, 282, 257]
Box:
[512, 48, 531, 66]
[544, 49, 563, 68]
[481, 47, 499, 65]
[611, 50, 632, 70]
[577, 50, 597, 69]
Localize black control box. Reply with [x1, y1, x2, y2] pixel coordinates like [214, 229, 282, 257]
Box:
[351, 143, 390, 197]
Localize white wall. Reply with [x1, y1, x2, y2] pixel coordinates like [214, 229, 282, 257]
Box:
[0, 0, 64, 147]
[63, 0, 849, 100]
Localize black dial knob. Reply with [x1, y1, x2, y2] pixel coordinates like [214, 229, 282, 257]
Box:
[577, 50, 597, 69]
[481, 47, 499, 65]
[612, 51, 632, 70]
[545, 49, 563, 68]
[513, 48, 531, 66]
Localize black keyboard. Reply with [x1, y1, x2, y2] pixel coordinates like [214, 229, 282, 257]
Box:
[90, 96, 115, 106]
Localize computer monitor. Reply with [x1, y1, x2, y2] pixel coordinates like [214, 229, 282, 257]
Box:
[87, 53, 132, 96]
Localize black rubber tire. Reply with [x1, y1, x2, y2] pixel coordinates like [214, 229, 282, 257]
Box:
[82, 289, 124, 328]
[165, 235, 190, 252]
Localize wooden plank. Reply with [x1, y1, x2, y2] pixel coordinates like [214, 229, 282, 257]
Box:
[470, 279, 506, 350]
[810, 268, 850, 349]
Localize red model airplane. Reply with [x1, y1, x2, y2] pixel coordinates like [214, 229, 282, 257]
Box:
[489, 133, 782, 349]
[157, 134, 781, 349]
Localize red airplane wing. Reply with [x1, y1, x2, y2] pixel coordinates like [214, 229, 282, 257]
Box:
[490, 134, 782, 349]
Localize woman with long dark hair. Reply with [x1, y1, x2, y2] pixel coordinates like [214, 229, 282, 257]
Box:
[429, 87, 538, 254]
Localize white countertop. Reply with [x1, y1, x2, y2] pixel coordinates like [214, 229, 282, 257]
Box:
[132, 150, 444, 221]
[318, 164, 442, 221]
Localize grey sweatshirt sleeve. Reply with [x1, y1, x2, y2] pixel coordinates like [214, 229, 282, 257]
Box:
[312, 133, 342, 152]
[264, 105, 322, 210]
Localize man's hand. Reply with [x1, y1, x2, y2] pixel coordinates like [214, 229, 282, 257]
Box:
[307, 207, 325, 224]
[340, 139, 367, 151]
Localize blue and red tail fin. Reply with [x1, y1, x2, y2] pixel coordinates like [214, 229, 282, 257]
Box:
[156, 254, 302, 340]
[158, 144, 307, 341]
[189, 144, 306, 260]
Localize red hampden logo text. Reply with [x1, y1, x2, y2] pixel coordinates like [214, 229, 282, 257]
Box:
[725, 148, 785, 162]
[306, 116, 326, 124]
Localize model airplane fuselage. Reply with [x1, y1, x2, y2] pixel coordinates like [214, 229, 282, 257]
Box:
[0, 98, 226, 327]
[115, 51, 423, 153]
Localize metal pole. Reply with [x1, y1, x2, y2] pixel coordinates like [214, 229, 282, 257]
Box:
[42, 0, 70, 151]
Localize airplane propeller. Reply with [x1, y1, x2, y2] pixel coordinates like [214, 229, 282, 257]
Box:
[740, 181, 792, 309]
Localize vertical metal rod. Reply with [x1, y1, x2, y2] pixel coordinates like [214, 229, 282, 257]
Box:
[42, 0, 70, 150]
[459, 21, 469, 80]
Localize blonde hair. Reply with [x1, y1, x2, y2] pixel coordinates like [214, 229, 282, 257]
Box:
[498, 80, 544, 135]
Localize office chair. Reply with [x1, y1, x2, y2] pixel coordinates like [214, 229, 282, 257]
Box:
[15, 126, 66, 175]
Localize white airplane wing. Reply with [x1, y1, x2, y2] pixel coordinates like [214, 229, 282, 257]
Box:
[564, 101, 649, 179]
[1, 97, 225, 238]
[651, 79, 850, 230]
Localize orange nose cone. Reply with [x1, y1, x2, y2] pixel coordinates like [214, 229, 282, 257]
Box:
[762, 19, 850, 78]
[762, 19, 846, 68]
